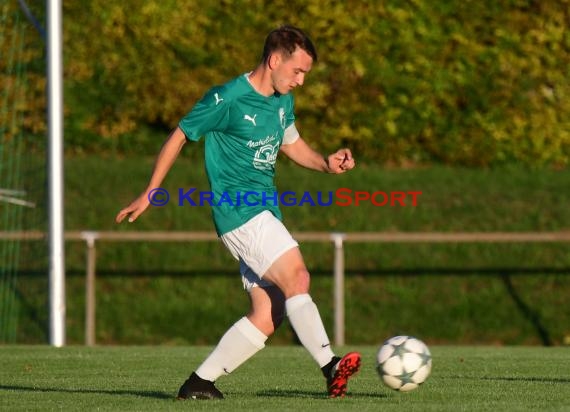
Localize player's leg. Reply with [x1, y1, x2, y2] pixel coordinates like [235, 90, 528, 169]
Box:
[246, 284, 286, 336]
[262, 246, 361, 398]
[176, 311, 266, 400]
[219, 211, 360, 397]
[177, 283, 283, 400]
[262, 247, 335, 363]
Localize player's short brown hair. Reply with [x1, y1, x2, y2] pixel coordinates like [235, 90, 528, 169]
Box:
[262, 25, 317, 64]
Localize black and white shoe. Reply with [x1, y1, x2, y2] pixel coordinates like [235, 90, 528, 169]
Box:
[176, 372, 224, 400]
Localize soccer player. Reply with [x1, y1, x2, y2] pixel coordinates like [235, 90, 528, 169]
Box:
[115, 25, 359, 399]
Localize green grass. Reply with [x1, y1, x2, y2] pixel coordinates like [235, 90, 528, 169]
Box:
[1, 345, 569, 411]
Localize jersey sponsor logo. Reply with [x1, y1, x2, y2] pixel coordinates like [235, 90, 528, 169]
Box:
[246, 135, 276, 148]
[244, 114, 257, 126]
[253, 141, 279, 170]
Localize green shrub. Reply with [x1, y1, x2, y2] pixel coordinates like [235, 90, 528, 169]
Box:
[4, 0, 569, 165]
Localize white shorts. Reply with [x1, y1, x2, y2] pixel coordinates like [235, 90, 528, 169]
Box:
[220, 211, 299, 291]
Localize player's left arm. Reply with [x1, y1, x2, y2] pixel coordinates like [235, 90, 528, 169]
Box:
[280, 136, 355, 174]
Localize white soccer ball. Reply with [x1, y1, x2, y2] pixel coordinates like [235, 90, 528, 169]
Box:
[376, 335, 432, 392]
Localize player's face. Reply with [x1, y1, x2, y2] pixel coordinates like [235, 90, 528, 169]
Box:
[271, 47, 313, 94]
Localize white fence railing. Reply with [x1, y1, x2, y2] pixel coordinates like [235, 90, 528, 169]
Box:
[2, 230, 570, 346]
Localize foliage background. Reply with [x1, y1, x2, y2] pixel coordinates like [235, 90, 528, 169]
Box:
[2, 1, 570, 346]
[4, 0, 570, 166]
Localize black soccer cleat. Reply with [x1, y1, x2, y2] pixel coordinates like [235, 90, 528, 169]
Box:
[325, 352, 361, 398]
[176, 372, 224, 400]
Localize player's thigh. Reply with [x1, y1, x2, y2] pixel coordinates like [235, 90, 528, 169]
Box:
[262, 247, 310, 296]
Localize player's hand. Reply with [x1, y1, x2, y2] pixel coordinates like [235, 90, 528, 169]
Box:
[327, 149, 355, 174]
[115, 193, 150, 224]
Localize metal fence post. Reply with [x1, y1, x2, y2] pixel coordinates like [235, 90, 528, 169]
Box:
[82, 231, 98, 346]
[331, 233, 346, 346]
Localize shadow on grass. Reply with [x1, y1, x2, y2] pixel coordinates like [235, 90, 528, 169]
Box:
[0, 384, 173, 400]
[443, 376, 570, 384]
[482, 376, 570, 384]
[1, 384, 385, 401]
[256, 389, 386, 399]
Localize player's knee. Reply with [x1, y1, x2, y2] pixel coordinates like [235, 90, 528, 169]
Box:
[285, 267, 310, 296]
[297, 267, 311, 292]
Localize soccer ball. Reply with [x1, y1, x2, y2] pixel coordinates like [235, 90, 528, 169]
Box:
[376, 335, 432, 392]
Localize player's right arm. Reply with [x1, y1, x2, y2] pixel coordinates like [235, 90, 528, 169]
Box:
[115, 127, 187, 224]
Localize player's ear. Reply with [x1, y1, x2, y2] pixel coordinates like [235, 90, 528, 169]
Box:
[268, 52, 281, 70]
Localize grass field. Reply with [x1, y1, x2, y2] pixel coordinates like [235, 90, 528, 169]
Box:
[1, 345, 569, 411]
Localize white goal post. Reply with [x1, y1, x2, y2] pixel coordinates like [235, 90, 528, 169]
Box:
[47, 0, 65, 348]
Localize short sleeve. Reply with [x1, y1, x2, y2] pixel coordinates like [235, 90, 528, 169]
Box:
[178, 87, 230, 142]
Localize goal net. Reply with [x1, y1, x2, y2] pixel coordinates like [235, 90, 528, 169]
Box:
[0, 0, 48, 343]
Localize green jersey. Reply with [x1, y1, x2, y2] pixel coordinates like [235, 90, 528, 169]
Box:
[179, 74, 299, 235]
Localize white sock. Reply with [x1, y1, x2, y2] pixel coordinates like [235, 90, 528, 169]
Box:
[195, 317, 267, 382]
[286, 294, 335, 367]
